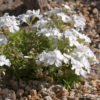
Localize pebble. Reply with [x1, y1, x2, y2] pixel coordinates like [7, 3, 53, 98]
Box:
[19, 80, 26, 88]
[93, 8, 99, 16]
[16, 89, 24, 97]
[44, 96, 53, 100]
[25, 86, 31, 91]
[69, 91, 75, 98]
[60, 96, 67, 100]
[0, 89, 16, 100]
[30, 89, 37, 96]
[98, 44, 100, 49]
[9, 80, 18, 91]
[61, 88, 69, 96]
[89, 81, 97, 87]
[67, 96, 75, 100]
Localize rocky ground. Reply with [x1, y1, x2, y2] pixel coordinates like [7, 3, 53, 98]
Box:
[0, 0, 100, 100]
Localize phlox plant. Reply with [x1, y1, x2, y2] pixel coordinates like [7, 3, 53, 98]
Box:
[0, 5, 99, 89]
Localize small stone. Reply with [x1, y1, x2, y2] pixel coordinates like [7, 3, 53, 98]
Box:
[62, 88, 69, 96]
[1, 89, 16, 100]
[82, 87, 90, 93]
[19, 80, 26, 88]
[89, 81, 97, 87]
[16, 89, 24, 97]
[29, 96, 39, 100]
[60, 96, 67, 100]
[93, 8, 99, 15]
[69, 91, 75, 98]
[67, 96, 75, 100]
[30, 89, 37, 96]
[44, 96, 53, 100]
[23, 97, 28, 100]
[27, 95, 32, 100]
[98, 44, 100, 49]
[40, 88, 48, 97]
[52, 96, 59, 100]
[25, 86, 31, 91]
[9, 80, 18, 91]
[91, 2, 96, 7]
[19, 97, 25, 100]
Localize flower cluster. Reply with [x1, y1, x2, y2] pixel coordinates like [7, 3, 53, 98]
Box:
[0, 4, 99, 80]
[0, 13, 20, 33]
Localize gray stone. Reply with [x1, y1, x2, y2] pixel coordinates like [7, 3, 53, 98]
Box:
[22, 0, 48, 12]
[16, 89, 24, 97]
[44, 96, 53, 100]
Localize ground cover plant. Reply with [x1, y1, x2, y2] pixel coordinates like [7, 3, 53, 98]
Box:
[0, 5, 99, 89]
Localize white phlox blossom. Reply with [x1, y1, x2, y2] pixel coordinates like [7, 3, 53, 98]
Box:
[33, 18, 51, 29]
[69, 44, 99, 77]
[57, 12, 72, 23]
[26, 9, 42, 19]
[71, 50, 91, 74]
[64, 29, 80, 47]
[72, 15, 86, 31]
[70, 29, 91, 43]
[37, 28, 63, 39]
[63, 53, 71, 64]
[0, 55, 11, 67]
[68, 36, 80, 47]
[75, 44, 99, 64]
[0, 13, 20, 32]
[62, 4, 71, 11]
[64, 28, 91, 42]
[0, 34, 7, 44]
[71, 58, 87, 77]
[18, 9, 42, 23]
[36, 49, 64, 67]
[64, 29, 91, 47]
[17, 14, 31, 23]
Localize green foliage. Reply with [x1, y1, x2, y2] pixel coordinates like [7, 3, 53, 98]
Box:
[0, 29, 51, 80]
[52, 15, 66, 32]
[41, 63, 80, 89]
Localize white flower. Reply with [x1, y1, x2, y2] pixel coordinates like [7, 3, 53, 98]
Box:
[33, 18, 50, 29]
[37, 27, 51, 37]
[72, 15, 86, 31]
[0, 13, 20, 32]
[18, 14, 30, 23]
[70, 29, 91, 43]
[64, 28, 91, 46]
[80, 56, 91, 73]
[18, 9, 42, 23]
[62, 4, 71, 10]
[71, 58, 87, 77]
[69, 44, 99, 76]
[74, 44, 99, 64]
[51, 28, 63, 39]
[57, 12, 72, 23]
[0, 55, 11, 67]
[37, 28, 63, 39]
[26, 9, 42, 19]
[36, 49, 64, 67]
[68, 36, 80, 47]
[0, 34, 7, 44]
[63, 53, 71, 64]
